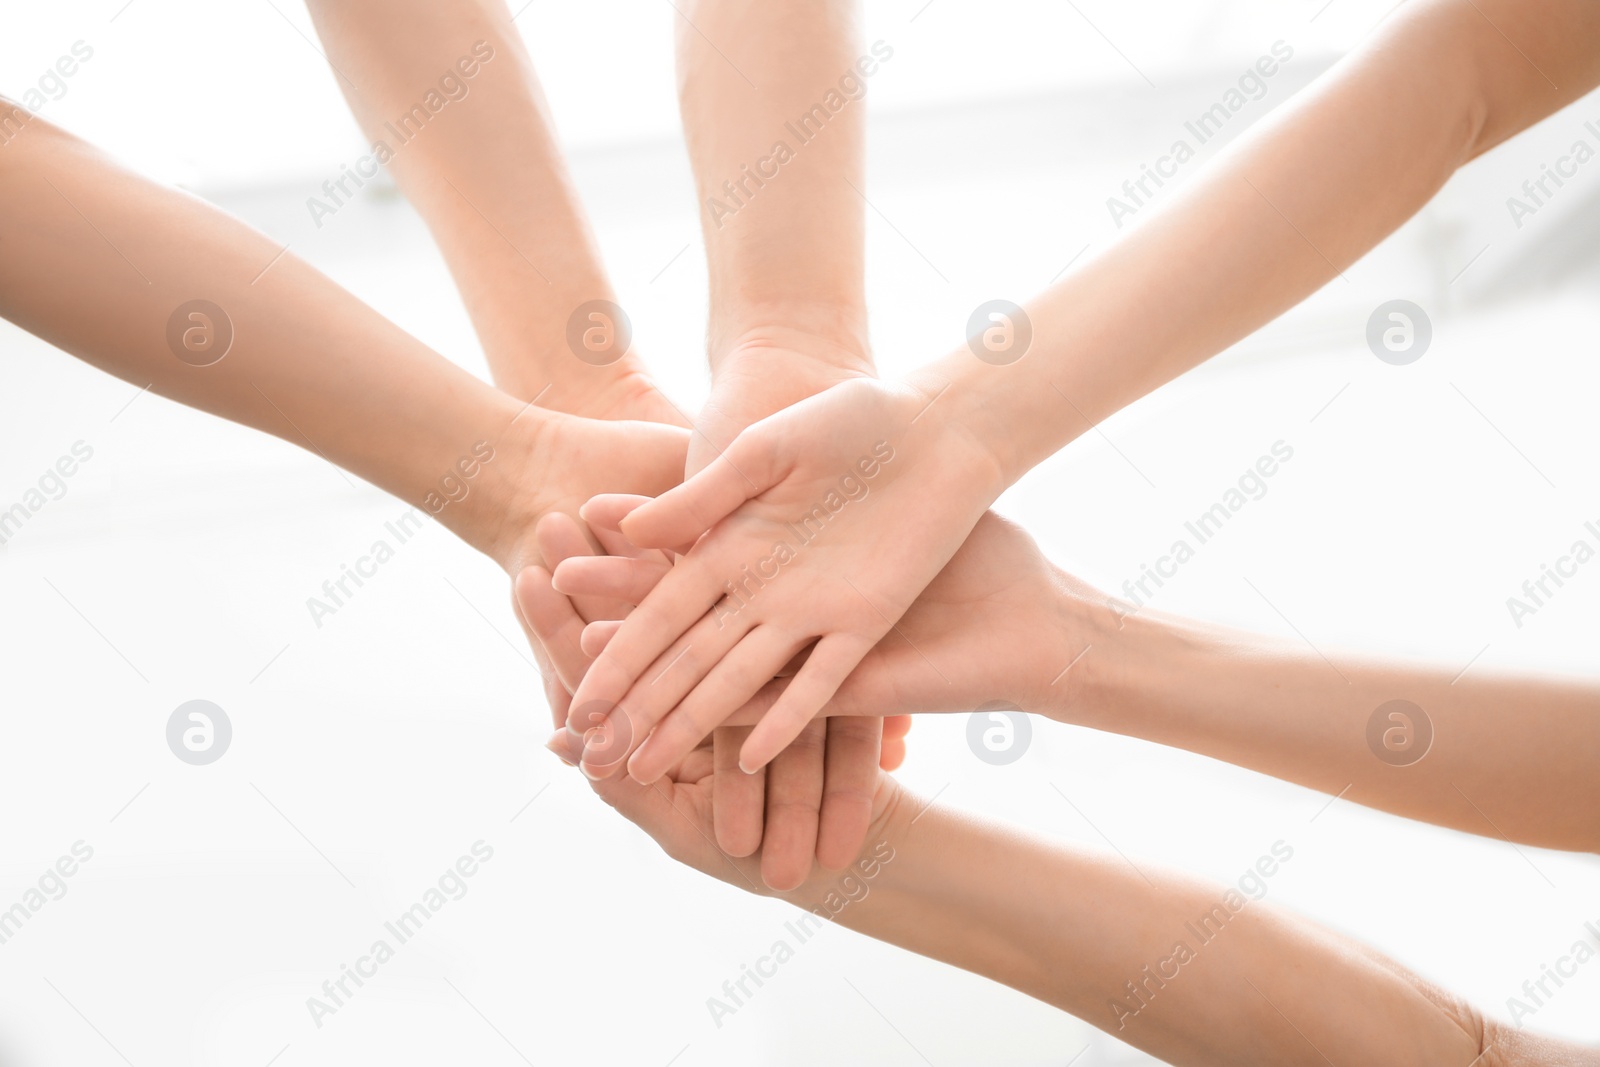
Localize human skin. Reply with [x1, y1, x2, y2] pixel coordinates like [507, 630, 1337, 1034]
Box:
[557, 0, 1600, 778]
[529, 514, 1600, 1064]
[561, 500, 1600, 855]
[548, 740, 1593, 1066]
[306, 0, 901, 887]
[0, 109, 686, 592]
[671, 0, 897, 887]
[303, 0, 679, 424]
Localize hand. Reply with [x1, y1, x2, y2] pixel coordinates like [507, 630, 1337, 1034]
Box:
[572, 508, 1107, 730]
[690, 332, 892, 885]
[734, 512, 1106, 722]
[464, 410, 686, 726]
[555, 376, 1008, 782]
[542, 706, 909, 904]
[523, 493, 913, 887]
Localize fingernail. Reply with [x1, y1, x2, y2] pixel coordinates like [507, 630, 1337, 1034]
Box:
[545, 730, 580, 766]
[738, 759, 758, 775]
[579, 761, 605, 781]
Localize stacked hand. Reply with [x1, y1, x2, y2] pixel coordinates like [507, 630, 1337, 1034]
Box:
[552, 376, 1009, 780]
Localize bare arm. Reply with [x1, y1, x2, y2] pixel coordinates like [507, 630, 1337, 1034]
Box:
[774, 517, 1600, 854]
[0, 109, 686, 574]
[920, 0, 1600, 485]
[551, 729, 1581, 1066]
[304, 0, 674, 421]
[674, 0, 887, 887]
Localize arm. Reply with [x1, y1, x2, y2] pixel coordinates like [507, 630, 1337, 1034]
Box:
[544, 727, 1586, 1066]
[559, 507, 1600, 854]
[931, 0, 1600, 481]
[673, 0, 887, 887]
[303, 0, 676, 422]
[0, 109, 686, 578]
[1066, 607, 1600, 856]
[786, 517, 1600, 855]
[555, 0, 1600, 781]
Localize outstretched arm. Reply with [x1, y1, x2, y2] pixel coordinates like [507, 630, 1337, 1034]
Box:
[304, 0, 675, 422]
[558, 505, 1600, 854]
[929, 0, 1600, 481]
[0, 108, 686, 578]
[557, 0, 1600, 783]
[672, 0, 890, 887]
[543, 725, 1586, 1066]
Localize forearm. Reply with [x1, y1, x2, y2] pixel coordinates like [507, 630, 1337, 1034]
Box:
[793, 792, 1488, 1065]
[675, 0, 872, 369]
[0, 114, 536, 565]
[306, 0, 622, 406]
[1066, 605, 1600, 853]
[924, 0, 1600, 481]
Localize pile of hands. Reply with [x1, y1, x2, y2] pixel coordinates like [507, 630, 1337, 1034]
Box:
[502, 329, 1100, 894]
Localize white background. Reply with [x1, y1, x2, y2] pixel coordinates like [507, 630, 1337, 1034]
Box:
[2, 1, 1598, 1065]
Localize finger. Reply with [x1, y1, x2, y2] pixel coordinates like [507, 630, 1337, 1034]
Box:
[547, 730, 672, 833]
[740, 635, 874, 773]
[579, 493, 653, 532]
[553, 554, 670, 604]
[579, 607, 751, 777]
[580, 619, 623, 658]
[713, 726, 766, 857]
[544, 671, 573, 736]
[561, 559, 726, 733]
[536, 510, 596, 563]
[538, 510, 634, 625]
[513, 566, 590, 696]
[880, 716, 913, 771]
[620, 431, 781, 549]
[815, 718, 882, 871]
[627, 626, 807, 784]
[723, 652, 903, 727]
[587, 494, 693, 560]
[759, 721, 826, 892]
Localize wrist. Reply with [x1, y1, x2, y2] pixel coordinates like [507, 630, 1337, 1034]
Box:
[770, 776, 925, 912]
[708, 314, 873, 381]
[1056, 597, 1223, 733]
[436, 403, 547, 573]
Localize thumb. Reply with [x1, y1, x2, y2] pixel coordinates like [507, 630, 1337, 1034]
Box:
[620, 429, 781, 549]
